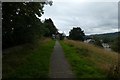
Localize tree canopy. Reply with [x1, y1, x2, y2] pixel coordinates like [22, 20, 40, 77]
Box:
[69, 27, 85, 41]
[111, 36, 120, 53]
[43, 18, 58, 37]
[2, 2, 57, 49]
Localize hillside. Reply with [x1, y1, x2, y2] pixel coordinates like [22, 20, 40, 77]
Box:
[89, 32, 119, 38]
[88, 32, 119, 43]
[60, 40, 119, 78]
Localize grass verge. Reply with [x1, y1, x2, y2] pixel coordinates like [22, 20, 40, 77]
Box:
[3, 38, 55, 78]
[60, 40, 118, 78]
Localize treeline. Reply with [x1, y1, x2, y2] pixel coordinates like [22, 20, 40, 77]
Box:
[2, 2, 57, 49]
[91, 32, 119, 44]
[91, 32, 120, 53]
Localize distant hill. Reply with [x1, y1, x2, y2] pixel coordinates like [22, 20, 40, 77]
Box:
[90, 32, 119, 38]
[86, 32, 120, 43]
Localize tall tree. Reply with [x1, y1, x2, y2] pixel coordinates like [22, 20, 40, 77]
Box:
[43, 18, 58, 37]
[2, 2, 46, 49]
[69, 27, 85, 41]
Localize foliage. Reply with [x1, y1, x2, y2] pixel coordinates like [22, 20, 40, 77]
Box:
[69, 27, 85, 41]
[102, 37, 111, 43]
[43, 18, 58, 37]
[2, 2, 44, 49]
[111, 36, 120, 53]
[91, 32, 120, 52]
[93, 37, 103, 47]
[91, 32, 120, 44]
[2, 2, 57, 49]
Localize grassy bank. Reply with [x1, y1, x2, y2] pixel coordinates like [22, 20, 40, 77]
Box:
[60, 40, 118, 78]
[3, 38, 55, 78]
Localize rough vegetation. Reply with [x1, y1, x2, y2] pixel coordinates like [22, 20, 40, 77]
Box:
[3, 38, 55, 78]
[60, 40, 119, 78]
[111, 36, 120, 53]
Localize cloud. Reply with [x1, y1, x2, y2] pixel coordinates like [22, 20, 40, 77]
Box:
[41, 1, 118, 35]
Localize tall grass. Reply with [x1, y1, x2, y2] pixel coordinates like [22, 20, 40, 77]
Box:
[60, 40, 118, 78]
[3, 38, 55, 78]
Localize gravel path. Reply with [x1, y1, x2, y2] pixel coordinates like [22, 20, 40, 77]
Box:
[49, 40, 75, 78]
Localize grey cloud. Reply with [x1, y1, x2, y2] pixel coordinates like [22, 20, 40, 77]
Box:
[41, 1, 118, 35]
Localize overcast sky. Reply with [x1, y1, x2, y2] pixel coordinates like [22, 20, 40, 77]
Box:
[40, 0, 119, 36]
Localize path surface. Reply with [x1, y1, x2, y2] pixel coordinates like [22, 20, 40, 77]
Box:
[49, 40, 75, 78]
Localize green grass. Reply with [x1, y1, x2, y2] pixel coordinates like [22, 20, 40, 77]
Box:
[60, 40, 118, 78]
[3, 38, 55, 78]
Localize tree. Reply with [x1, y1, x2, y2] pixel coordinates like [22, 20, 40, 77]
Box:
[92, 36, 103, 47]
[111, 36, 120, 53]
[69, 27, 85, 41]
[2, 2, 52, 49]
[94, 39, 103, 47]
[43, 18, 58, 37]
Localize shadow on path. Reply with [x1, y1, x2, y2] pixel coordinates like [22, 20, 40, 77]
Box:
[49, 40, 75, 78]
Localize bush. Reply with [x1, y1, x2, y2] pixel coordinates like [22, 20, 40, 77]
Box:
[111, 36, 120, 53]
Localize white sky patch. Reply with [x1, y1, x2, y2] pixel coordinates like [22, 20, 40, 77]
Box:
[40, 1, 118, 36]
